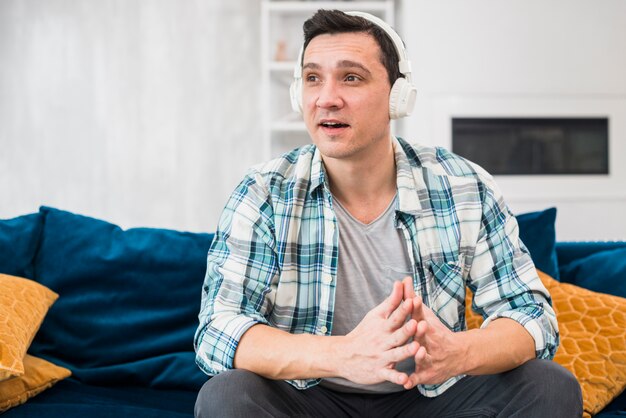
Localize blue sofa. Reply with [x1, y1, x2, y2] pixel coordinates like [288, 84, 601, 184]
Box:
[1, 206, 625, 417]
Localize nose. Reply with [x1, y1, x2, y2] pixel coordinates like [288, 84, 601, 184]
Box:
[315, 80, 344, 110]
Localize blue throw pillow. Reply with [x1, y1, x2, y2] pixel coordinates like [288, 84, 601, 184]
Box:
[0, 212, 44, 279]
[515, 207, 559, 280]
[559, 247, 626, 299]
[30, 206, 214, 390]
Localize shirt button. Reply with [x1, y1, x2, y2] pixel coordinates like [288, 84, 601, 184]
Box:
[323, 275, 333, 285]
[320, 325, 328, 334]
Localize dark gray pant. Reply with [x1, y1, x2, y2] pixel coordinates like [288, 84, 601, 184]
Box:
[195, 359, 582, 417]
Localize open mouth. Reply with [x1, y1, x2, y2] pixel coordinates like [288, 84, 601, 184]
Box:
[319, 121, 350, 129]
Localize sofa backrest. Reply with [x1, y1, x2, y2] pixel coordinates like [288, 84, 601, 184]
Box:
[2, 207, 214, 390]
[0, 212, 44, 280]
[557, 241, 626, 299]
[3, 206, 623, 390]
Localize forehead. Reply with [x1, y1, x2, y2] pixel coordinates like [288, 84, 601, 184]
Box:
[303, 32, 382, 67]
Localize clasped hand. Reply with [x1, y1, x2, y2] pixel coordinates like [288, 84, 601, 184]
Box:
[340, 277, 466, 390]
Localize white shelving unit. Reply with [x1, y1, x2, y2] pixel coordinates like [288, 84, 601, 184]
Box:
[260, 0, 395, 160]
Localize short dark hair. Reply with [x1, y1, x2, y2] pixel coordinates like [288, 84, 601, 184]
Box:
[302, 9, 402, 86]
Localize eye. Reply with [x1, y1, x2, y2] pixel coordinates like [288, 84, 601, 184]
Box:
[345, 74, 361, 83]
[304, 74, 319, 83]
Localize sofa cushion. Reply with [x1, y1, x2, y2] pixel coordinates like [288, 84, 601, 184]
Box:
[466, 270, 626, 418]
[559, 247, 626, 299]
[0, 355, 71, 413]
[1, 378, 196, 417]
[516, 207, 559, 279]
[30, 207, 214, 390]
[0, 274, 58, 381]
[0, 213, 44, 279]
[556, 241, 626, 269]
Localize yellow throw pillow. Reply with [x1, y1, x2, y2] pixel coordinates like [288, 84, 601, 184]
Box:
[0, 354, 71, 412]
[0, 274, 58, 381]
[465, 270, 626, 418]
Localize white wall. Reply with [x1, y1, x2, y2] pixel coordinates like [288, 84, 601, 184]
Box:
[399, 0, 626, 240]
[0, 0, 263, 232]
[2, 0, 625, 240]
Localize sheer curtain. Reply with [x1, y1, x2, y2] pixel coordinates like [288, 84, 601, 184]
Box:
[0, 0, 262, 231]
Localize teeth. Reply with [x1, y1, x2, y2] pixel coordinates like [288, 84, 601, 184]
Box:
[322, 122, 346, 127]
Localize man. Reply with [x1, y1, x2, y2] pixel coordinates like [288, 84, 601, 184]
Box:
[194, 9, 582, 417]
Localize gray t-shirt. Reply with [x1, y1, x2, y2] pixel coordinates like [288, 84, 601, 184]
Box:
[320, 194, 415, 393]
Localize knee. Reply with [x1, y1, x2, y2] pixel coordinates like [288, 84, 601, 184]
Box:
[195, 369, 269, 418]
[515, 360, 582, 415]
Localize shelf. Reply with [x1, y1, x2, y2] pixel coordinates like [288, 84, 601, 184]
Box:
[271, 111, 306, 131]
[268, 61, 297, 72]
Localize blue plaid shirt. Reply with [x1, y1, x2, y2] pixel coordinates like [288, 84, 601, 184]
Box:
[194, 137, 559, 397]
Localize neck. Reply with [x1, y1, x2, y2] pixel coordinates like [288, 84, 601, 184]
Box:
[323, 137, 397, 223]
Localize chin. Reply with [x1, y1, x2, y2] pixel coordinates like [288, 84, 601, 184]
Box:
[313, 141, 359, 160]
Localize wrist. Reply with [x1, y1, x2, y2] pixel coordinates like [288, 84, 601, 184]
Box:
[456, 318, 535, 376]
[456, 329, 481, 375]
[326, 335, 350, 379]
[305, 334, 348, 379]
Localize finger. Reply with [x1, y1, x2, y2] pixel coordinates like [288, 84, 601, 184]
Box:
[404, 348, 430, 390]
[377, 281, 403, 318]
[404, 369, 421, 390]
[385, 319, 417, 349]
[402, 276, 416, 298]
[379, 368, 410, 386]
[411, 320, 429, 355]
[384, 340, 419, 364]
[414, 345, 428, 363]
[404, 381, 417, 390]
[415, 319, 428, 340]
[387, 298, 414, 328]
[411, 296, 425, 322]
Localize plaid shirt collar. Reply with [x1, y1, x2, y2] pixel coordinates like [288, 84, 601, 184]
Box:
[308, 136, 425, 216]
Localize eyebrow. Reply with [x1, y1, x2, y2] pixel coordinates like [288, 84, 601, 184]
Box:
[302, 60, 372, 76]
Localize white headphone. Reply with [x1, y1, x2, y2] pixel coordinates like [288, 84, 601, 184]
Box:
[289, 11, 417, 120]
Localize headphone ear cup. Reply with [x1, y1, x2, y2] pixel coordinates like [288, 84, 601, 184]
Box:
[290, 78, 303, 115]
[389, 78, 417, 119]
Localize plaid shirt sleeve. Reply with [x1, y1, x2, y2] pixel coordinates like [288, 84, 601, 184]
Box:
[194, 171, 279, 376]
[466, 172, 559, 360]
